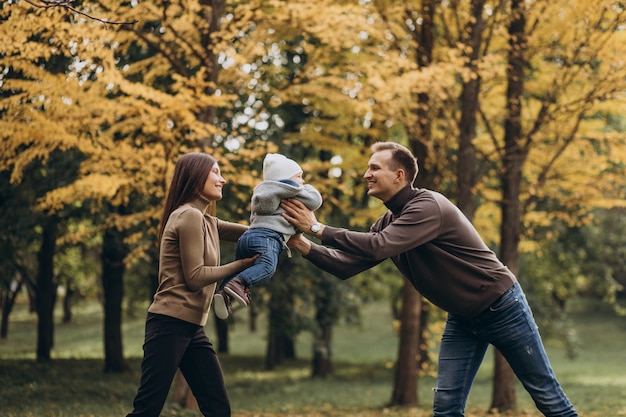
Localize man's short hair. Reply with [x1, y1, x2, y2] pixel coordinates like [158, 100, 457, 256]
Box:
[371, 142, 419, 184]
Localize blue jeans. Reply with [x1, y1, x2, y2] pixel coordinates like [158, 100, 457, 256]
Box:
[223, 228, 284, 288]
[433, 282, 578, 417]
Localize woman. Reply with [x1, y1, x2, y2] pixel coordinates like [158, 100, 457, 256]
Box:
[127, 152, 258, 417]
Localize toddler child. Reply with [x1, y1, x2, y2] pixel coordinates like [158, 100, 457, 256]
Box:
[213, 153, 323, 319]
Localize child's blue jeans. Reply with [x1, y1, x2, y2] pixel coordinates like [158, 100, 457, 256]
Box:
[223, 227, 285, 288]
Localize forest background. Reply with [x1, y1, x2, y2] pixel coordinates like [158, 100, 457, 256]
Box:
[1, 0, 626, 414]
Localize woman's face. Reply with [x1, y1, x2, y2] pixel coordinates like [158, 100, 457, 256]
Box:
[202, 163, 226, 200]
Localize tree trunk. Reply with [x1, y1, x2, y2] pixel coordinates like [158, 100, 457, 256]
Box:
[265, 264, 296, 370]
[1, 276, 24, 339]
[418, 301, 430, 371]
[173, 370, 198, 410]
[215, 314, 229, 353]
[457, 0, 486, 220]
[492, 350, 517, 409]
[390, 280, 421, 406]
[390, 0, 435, 402]
[408, 0, 435, 189]
[248, 301, 258, 332]
[197, 0, 224, 149]
[491, 0, 527, 410]
[1, 291, 10, 339]
[148, 241, 160, 300]
[311, 274, 337, 378]
[102, 226, 129, 373]
[265, 302, 296, 370]
[62, 285, 75, 324]
[36, 222, 57, 362]
[312, 324, 333, 378]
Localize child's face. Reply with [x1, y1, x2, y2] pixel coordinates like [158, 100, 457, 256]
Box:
[290, 172, 305, 185]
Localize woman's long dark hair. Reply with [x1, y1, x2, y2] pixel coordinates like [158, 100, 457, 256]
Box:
[158, 152, 217, 242]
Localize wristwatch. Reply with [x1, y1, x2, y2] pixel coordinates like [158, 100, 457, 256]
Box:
[310, 222, 322, 234]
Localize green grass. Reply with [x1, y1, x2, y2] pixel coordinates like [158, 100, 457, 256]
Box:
[1, 297, 625, 417]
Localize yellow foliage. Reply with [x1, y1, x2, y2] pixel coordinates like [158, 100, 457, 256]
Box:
[1, 0, 626, 265]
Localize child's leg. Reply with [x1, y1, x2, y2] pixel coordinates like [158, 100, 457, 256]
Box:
[223, 229, 284, 306]
[214, 231, 255, 320]
[212, 289, 231, 320]
[234, 230, 284, 287]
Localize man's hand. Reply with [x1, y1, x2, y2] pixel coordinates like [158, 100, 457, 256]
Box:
[281, 198, 324, 236]
[286, 233, 312, 256]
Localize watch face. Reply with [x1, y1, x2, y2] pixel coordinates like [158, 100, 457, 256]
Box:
[311, 223, 321, 233]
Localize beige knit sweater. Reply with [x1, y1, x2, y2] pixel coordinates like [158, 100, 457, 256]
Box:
[148, 195, 248, 326]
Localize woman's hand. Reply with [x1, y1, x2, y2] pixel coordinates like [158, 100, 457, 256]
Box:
[241, 254, 260, 267]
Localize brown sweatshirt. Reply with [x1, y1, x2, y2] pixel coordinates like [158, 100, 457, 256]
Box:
[148, 195, 248, 326]
[305, 185, 516, 319]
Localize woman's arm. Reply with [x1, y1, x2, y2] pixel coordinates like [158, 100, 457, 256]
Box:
[178, 210, 252, 291]
[214, 217, 248, 242]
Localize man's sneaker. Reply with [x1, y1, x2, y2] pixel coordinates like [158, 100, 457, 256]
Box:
[223, 277, 250, 306]
[213, 289, 231, 320]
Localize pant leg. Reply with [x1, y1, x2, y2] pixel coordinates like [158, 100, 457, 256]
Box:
[478, 283, 578, 417]
[127, 313, 193, 417]
[233, 229, 283, 287]
[433, 316, 490, 417]
[179, 328, 231, 417]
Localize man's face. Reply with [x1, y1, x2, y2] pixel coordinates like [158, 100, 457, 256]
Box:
[363, 150, 402, 202]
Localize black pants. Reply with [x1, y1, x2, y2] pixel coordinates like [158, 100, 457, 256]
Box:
[127, 313, 231, 417]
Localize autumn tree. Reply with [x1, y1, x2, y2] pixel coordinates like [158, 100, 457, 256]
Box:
[212, 0, 388, 373]
[474, 1, 626, 408]
[231, 0, 626, 412]
[0, 171, 38, 339]
[0, 0, 237, 369]
[0, 172, 24, 338]
[3, 0, 625, 414]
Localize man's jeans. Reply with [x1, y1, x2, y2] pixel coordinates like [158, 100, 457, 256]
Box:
[433, 282, 578, 417]
[226, 227, 284, 288]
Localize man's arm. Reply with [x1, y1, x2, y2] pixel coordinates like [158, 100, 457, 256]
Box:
[283, 194, 442, 260]
[286, 231, 313, 255]
[287, 234, 382, 280]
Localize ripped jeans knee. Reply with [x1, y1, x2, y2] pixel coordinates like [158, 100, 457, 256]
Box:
[432, 385, 466, 417]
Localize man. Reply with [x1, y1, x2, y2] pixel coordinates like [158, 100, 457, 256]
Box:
[281, 142, 578, 417]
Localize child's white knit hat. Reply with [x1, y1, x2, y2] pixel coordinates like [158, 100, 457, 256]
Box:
[263, 153, 303, 181]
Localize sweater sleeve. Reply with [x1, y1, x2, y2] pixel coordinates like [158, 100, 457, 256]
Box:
[252, 181, 322, 215]
[215, 217, 248, 242]
[178, 210, 246, 291]
[296, 184, 323, 211]
[251, 182, 284, 215]
[321, 201, 442, 260]
[304, 241, 383, 279]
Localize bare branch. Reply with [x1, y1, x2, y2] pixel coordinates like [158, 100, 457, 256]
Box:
[22, 0, 137, 26]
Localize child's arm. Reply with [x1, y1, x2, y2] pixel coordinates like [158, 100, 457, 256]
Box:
[252, 181, 299, 215]
[294, 184, 323, 211]
[253, 181, 322, 215]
